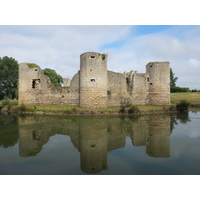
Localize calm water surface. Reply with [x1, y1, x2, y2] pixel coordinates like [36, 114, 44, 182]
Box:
[0, 111, 200, 175]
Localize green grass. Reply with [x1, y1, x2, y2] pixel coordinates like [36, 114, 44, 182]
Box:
[0, 101, 178, 114]
[171, 92, 200, 104]
[171, 92, 192, 96]
[172, 98, 200, 101]
[10, 104, 121, 114]
[0, 99, 18, 107]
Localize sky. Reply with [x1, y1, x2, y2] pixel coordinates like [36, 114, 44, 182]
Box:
[0, 25, 200, 89]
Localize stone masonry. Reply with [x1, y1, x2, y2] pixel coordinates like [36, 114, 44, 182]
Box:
[18, 52, 170, 107]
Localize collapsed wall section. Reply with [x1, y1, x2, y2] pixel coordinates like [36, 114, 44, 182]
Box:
[18, 63, 79, 106]
[107, 70, 149, 106]
[125, 71, 150, 105]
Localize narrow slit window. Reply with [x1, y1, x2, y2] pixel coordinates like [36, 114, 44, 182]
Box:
[91, 56, 95, 58]
[147, 77, 150, 82]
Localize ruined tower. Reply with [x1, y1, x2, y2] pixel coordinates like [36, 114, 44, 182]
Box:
[146, 62, 170, 105]
[79, 52, 108, 108]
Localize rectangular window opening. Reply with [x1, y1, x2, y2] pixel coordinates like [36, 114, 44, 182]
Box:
[126, 77, 129, 84]
[32, 131, 40, 140]
[90, 79, 95, 82]
[32, 79, 40, 89]
[91, 56, 95, 58]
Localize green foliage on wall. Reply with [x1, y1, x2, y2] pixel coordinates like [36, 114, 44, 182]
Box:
[43, 68, 63, 87]
[101, 54, 106, 60]
[27, 63, 39, 68]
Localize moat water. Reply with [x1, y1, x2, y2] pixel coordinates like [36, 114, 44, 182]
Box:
[0, 111, 200, 175]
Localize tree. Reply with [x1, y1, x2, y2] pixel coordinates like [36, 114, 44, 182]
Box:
[170, 68, 178, 87]
[0, 56, 18, 99]
[43, 68, 63, 86]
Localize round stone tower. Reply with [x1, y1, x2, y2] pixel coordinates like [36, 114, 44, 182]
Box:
[79, 52, 108, 108]
[146, 62, 170, 105]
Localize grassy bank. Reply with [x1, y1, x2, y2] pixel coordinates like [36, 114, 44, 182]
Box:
[0, 100, 174, 115]
[1, 92, 200, 115]
[171, 92, 200, 106]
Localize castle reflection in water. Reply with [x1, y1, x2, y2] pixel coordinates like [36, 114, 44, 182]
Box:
[18, 114, 170, 174]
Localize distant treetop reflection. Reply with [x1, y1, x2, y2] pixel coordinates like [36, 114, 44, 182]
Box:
[170, 112, 191, 134]
[0, 114, 18, 148]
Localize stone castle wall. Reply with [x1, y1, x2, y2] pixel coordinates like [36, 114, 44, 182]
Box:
[18, 52, 170, 107]
[128, 72, 150, 105]
[107, 71, 127, 107]
[18, 63, 79, 106]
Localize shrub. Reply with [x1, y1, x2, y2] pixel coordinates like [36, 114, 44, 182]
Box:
[120, 97, 131, 108]
[1, 98, 10, 108]
[168, 106, 177, 111]
[71, 108, 77, 114]
[119, 98, 132, 114]
[65, 110, 72, 114]
[119, 107, 126, 114]
[128, 106, 140, 114]
[176, 100, 190, 112]
[18, 103, 27, 112]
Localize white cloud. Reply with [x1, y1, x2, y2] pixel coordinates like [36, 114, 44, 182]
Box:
[0, 25, 132, 78]
[102, 26, 200, 89]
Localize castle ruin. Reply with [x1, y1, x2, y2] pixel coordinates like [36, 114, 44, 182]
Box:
[18, 52, 170, 107]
